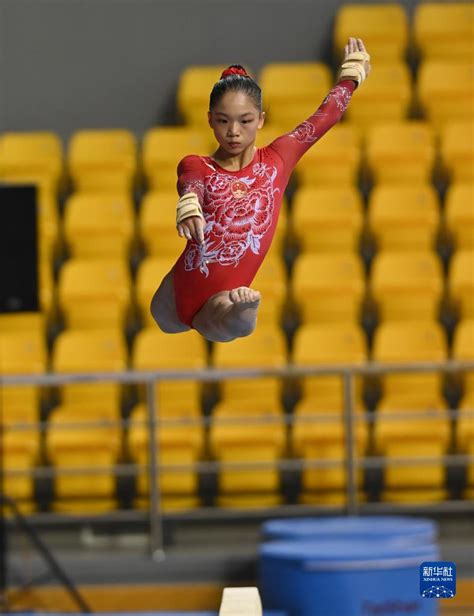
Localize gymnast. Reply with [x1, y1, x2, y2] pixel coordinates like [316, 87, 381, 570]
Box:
[151, 37, 371, 342]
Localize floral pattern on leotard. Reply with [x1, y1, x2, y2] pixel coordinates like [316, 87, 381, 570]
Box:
[183, 161, 279, 277]
[322, 84, 352, 113]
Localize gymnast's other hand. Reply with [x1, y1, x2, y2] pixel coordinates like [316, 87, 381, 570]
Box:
[177, 215, 205, 245]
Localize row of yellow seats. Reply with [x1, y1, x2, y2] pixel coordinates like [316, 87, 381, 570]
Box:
[41, 181, 474, 269]
[292, 120, 473, 188]
[6, 413, 472, 514]
[293, 182, 474, 254]
[5, 391, 472, 514]
[2, 244, 472, 338]
[2, 317, 473, 424]
[26, 246, 474, 331]
[8, 392, 471, 514]
[0, 117, 472, 202]
[178, 59, 474, 131]
[332, 3, 473, 62]
[15, 172, 472, 288]
[293, 249, 473, 325]
[96, 118, 472, 189]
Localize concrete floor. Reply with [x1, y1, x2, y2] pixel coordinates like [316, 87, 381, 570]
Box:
[6, 513, 474, 588]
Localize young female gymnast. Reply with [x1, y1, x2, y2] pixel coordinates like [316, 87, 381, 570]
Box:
[151, 37, 371, 342]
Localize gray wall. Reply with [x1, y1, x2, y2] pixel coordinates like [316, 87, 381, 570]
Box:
[0, 0, 420, 142]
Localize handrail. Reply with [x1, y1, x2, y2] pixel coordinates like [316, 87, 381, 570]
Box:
[1, 359, 474, 386]
[4, 408, 474, 432]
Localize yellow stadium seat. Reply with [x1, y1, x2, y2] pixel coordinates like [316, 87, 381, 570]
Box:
[439, 121, 474, 184]
[213, 324, 287, 405]
[142, 127, 212, 190]
[258, 63, 332, 129]
[292, 186, 363, 253]
[370, 251, 443, 322]
[0, 131, 63, 195]
[135, 256, 176, 326]
[334, 3, 409, 62]
[449, 249, 474, 319]
[372, 320, 447, 403]
[413, 3, 474, 61]
[68, 129, 137, 193]
[3, 420, 39, 504]
[58, 258, 131, 330]
[0, 312, 44, 335]
[132, 326, 207, 415]
[210, 399, 286, 508]
[52, 328, 127, 408]
[345, 62, 412, 129]
[380, 442, 449, 504]
[293, 427, 367, 500]
[375, 394, 449, 452]
[375, 393, 450, 503]
[452, 319, 474, 395]
[368, 184, 440, 251]
[128, 402, 203, 511]
[292, 322, 367, 410]
[416, 61, 474, 127]
[0, 331, 46, 424]
[64, 192, 135, 259]
[365, 121, 435, 184]
[177, 64, 229, 127]
[373, 321, 449, 503]
[292, 253, 365, 324]
[445, 184, 474, 250]
[139, 190, 189, 258]
[47, 406, 121, 513]
[293, 124, 361, 187]
[291, 322, 368, 501]
[250, 255, 287, 326]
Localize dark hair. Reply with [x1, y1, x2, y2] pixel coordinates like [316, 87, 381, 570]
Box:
[209, 64, 262, 113]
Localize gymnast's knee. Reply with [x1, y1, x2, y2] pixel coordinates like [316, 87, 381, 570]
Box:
[150, 289, 190, 334]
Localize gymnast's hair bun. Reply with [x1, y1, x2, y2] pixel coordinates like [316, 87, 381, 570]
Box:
[220, 65, 250, 79]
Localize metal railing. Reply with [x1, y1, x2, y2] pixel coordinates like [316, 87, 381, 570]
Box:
[2, 359, 474, 559]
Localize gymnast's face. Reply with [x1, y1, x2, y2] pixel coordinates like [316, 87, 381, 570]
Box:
[208, 91, 265, 155]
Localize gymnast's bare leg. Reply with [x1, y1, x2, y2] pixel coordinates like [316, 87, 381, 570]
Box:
[150, 271, 261, 342]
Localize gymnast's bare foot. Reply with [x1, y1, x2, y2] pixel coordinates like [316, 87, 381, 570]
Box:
[192, 286, 261, 342]
[229, 287, 261, 306]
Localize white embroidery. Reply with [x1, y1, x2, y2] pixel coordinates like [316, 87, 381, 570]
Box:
[288, 120, 319, 144]
[322, 84, 352, 113]
[288, 85, 352, 144]
[180, 178, 205, 203]
[183, 163, 279, 277]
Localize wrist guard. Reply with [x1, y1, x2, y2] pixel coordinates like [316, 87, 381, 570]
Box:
[176, 192, 204, 226]
[337, 51, 370, 87]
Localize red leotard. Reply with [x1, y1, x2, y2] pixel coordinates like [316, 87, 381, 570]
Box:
[172, 80, 356, 327]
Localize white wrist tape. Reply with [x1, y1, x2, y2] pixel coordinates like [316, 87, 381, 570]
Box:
[176, 192, 204, 226]
[337, 51, 371, 87]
